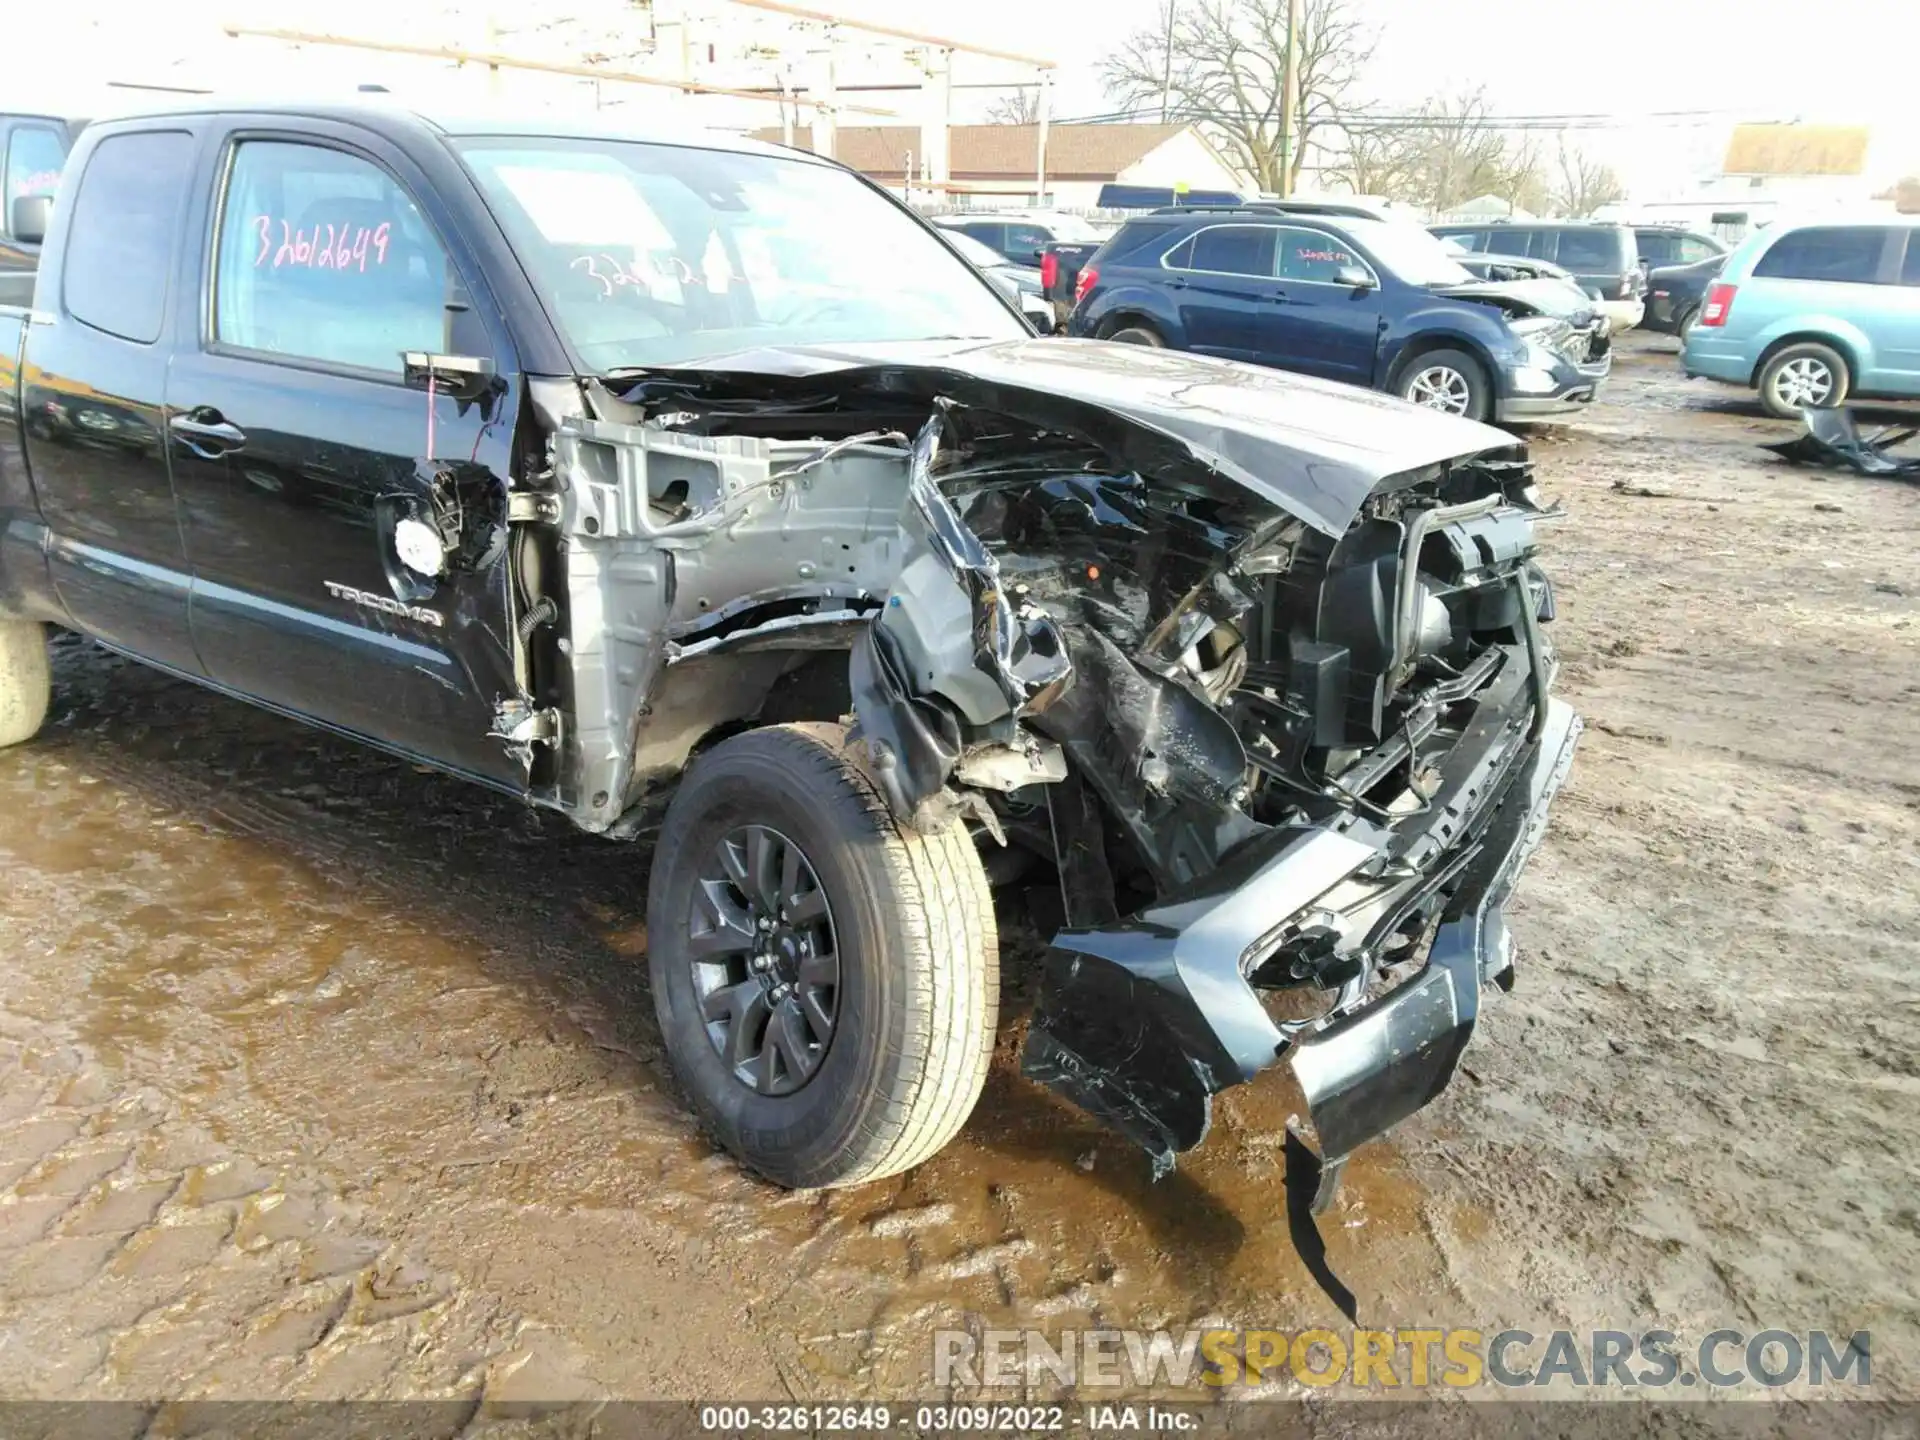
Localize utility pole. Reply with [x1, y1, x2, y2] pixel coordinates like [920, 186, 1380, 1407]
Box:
[1035, 68, 1051, 206]
[1276, 0, 1301, 196]
[1159, 0, 1175, 123]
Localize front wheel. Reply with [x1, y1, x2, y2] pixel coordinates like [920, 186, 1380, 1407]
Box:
[0, 621, 51, 748]
[648, 723, 997, 1189]
[1397, 348, 1492, 421]
[1106, 323, 1165, 347]
[1757, 342, 1850, 421]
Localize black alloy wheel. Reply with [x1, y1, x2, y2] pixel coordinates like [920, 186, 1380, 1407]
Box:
[688, 824, 839, 1096]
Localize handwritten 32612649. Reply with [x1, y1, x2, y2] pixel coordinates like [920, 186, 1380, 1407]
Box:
[250, 215, 393, 273]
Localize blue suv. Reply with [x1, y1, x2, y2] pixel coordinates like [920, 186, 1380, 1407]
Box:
[1067, 207, 1610, 423]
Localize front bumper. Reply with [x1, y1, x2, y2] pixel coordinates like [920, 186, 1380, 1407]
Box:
[1494, 348, 1612, 422]
[1021, 678, 1582, 1193]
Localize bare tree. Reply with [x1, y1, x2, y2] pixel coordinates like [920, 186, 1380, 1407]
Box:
[1321, 117, 1413, 197]
[985, 90, 1043, 126]
[1324, 90, 1545, 215]
[1553, 136, 1627, 217]
[1101, 0, 1375, 194]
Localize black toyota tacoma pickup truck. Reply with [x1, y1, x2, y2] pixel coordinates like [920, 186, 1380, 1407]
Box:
[0, 101, 1581, 1203]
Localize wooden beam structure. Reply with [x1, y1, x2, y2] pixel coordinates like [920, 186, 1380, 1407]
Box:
[219, 26, 906, 117]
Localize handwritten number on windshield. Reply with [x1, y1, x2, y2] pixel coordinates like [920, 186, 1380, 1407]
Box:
[249, 215, 393, 273]
[571, 252, 726, 298]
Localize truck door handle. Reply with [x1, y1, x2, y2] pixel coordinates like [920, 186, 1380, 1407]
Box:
[170, 409, 247, 457]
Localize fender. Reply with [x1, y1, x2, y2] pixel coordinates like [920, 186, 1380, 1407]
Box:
[1076, 284, 1186, 345]
[1747, 316, 1874, 384]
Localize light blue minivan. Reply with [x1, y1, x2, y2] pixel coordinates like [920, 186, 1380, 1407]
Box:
[1682, 217, 1920, 418]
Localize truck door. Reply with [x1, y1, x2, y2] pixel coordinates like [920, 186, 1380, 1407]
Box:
[165, 128, 525, 787]
[23, 125, 205, 676]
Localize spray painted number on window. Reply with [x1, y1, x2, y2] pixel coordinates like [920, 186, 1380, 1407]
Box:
[250, 216, 393, 272]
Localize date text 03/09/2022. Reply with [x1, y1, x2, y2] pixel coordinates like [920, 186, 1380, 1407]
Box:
[695, 1404, 1198, 1432]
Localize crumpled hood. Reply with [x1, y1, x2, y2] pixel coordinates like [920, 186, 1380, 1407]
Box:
[1426, 277, 1597, 326]
[662, 336, 1518, 537]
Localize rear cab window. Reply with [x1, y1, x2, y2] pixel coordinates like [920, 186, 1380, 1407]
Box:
[1754, 227, 1891, 284]
[213, 139, 460, 374]
[62, 130, 197, 344]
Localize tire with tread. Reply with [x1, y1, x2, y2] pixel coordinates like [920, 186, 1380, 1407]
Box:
[1396, 346, 1492, 422]
[647, 722, 997, 1188]
[1106, 323, 1165, 347]
[0, 621, 50, 749]
[1756, 341, 1850, 421]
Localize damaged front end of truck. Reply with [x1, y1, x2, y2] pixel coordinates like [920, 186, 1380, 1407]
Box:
[534, 340, 1580, 1198]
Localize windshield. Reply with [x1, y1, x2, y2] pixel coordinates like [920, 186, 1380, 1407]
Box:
[455, 137, 1025, 370]
[1342, 218, 1476, 286]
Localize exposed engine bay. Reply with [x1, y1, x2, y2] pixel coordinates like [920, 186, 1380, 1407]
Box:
[516, 339, 1583, 1198]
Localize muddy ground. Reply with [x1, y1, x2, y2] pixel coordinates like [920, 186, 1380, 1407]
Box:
[1, 333, 1916, 1411]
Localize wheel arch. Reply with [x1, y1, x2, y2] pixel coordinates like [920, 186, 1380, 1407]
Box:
[1385, 330, 1502, 392]
[1748, 328, 1863, 389]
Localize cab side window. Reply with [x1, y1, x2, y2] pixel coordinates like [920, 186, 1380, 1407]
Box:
[1004, 223, 1050, 261]
[5, 124, 68, 213]
[1276, 228, 1365, 284]
[1902, 236, 1920, 287]
[1484, 228, 1533, 257]
[1678, 236, 1721, 265]
[214, 140, 453, 373]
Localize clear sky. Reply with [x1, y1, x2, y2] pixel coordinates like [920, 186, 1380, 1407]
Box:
[14, 0, 1919, 195]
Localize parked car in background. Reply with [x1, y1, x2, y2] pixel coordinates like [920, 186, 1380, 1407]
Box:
[1643, 252, 1725, 338]
[1044, 199, 1406, 326]
[1437, 237, 1598, 314]
[932, 212, 1113, 329]
[1432, 221, 1646, 332]
[930, 210, 1106, 266]
[2, 112, 86, 306]
[1632, 225, 1726, 271]
[1683, 217, 1920, 418]
[1069, 206, 1611, 422]
[938, 228, 1054, 330]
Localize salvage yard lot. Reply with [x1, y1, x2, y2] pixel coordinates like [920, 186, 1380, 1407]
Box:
[0, 332, 1914, 1403]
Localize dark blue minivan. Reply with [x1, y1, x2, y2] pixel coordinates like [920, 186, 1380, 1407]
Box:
[1067, 207, 1611, 423]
